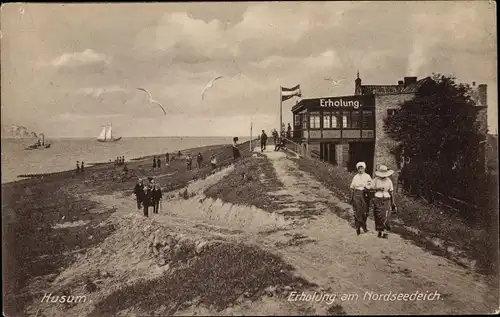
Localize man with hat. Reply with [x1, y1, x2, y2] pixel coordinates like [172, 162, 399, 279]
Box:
[142, 182, 153, 217]
[152, 184, 163, 214]
[372, 165, 397, 238]
[349, 162, 373, 235]
[133, 178, 145, 210]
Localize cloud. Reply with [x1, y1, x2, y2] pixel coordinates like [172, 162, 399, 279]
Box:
[51, 49, 112, 68]
[76, 85, 129, 98]
[251, 50, 341, 71]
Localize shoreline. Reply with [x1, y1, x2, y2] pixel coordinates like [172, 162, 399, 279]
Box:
[2, 141, 247, 185]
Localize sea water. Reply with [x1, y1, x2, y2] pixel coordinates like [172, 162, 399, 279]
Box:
[1, 137, 247, 183]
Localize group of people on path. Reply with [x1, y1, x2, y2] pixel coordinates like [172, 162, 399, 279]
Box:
[133, 178, 163, 217]
[259, 127, 288, 153]
[349, 162, 397, 238]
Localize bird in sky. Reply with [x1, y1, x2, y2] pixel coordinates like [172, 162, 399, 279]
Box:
[201, 76, 223, 100]
[324, 78, 345, 86]
[136, 88, 167, 115]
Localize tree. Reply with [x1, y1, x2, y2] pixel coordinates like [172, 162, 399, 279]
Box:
[384, 74, 483, 201]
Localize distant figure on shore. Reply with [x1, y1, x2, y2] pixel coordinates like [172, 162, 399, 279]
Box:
[272, 129, 278, 145]
[286, 123, 292, 139]
[349, 162, 372, 236]
[152, 184, 163, 214]
[157, 157, 161, 171]
[260, 130, 268, 152]
[210, 155, 217, 169]
[134, 178, 145, 210]
[233, 137, 241, 160]
[186, 153, 193, 171]
[153, 156, 157, 170]
[122, 156, 125, 164]
[165, 153, 169, 162]
[143, 183, 153, 217]
[76, 161, 80, 175]
[177, 151, 182, 157]
[80, 161, 85, 173]
[197, 152, 204, 168]
[372, 165, 397, 239]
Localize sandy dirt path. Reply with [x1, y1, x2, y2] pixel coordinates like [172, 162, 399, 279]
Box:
[28, 150, 497, 316]
[252, 148, 497, 315]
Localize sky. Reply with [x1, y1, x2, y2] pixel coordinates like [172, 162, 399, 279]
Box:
[1, 1, 497, 137]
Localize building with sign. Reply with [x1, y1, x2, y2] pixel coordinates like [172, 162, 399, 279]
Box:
[291, 72, 488, 176]
[291, 93, 376, 175]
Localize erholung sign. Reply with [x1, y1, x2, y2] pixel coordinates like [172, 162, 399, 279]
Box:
[320, 98, 362, 109]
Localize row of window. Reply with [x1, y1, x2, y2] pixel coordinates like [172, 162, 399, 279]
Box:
[295, 110, 375, 129]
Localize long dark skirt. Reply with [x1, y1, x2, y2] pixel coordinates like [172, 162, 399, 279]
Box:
[373, 197, 391, 231]
[352, 190, 368, 230]
[233, 146, 241, 160]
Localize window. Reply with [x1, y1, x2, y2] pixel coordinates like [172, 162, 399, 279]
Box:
[331, 111, 340, 128]
[362, 110, 374, 129]
[351, 111, 361, 128]
[302, 114, 308, 129]
[342, 113, 349, 128]
[309, 112, 321, 129]
[323, 112, 331, 128]
[294, 114, 301, 126]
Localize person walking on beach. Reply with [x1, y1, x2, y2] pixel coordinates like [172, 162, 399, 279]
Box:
[165, 153, 169, 163]
[133, 178, 145, 210]
[372, 165, 397, 239]
[210, 155, 217, 170]
[76, 161, 80, 175]
[196, 152, 204, 168]
[80, 161, 85, 174]
[260, 130, 268, 152]
[152, 184, 163, 214]
[232, 137, 241, 160]
[349, 162, 373, 235]
[186, 153, 193, 171]
[153, 156, 157, 171]
[157, 157, 162, 171]
[142, 183, 153, 217]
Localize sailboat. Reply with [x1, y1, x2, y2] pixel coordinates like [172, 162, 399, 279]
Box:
[97, 124, 122, 142]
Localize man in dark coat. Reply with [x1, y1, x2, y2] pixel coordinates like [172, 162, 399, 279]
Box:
[260, 130, 268, 152]
[152, 184, 163, 214]
[142, 184, 153, 217]
[133, 178, 145, 210]
[196, 152, 204, 168]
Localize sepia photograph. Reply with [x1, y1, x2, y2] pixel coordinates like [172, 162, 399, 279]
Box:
[1, 1, 498, 316]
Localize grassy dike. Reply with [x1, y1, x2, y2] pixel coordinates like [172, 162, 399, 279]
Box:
[2, 140, 257, 316]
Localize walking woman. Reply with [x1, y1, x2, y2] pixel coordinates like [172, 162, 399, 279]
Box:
[372, 165, 397, 238]
[349, 162, 373, 235]
[232, 137, 241, 160]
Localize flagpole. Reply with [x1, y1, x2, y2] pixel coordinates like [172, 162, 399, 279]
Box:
[279, 87, 283, 135]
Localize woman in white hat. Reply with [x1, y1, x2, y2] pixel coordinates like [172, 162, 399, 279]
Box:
[350, 162, 373, 235]
[372, 165, 397, 238]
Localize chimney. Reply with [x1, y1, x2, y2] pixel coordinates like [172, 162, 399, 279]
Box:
[404, 76, 418, 87]
[478, 84, 487, 106]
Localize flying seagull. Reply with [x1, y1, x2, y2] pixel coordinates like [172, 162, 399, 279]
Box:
[324, 78, 345, 86]
[136, 88, 167, 115]
[201, 76, 223, 100]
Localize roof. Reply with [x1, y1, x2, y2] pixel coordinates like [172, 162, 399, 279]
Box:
[358, 77, 433, 95]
